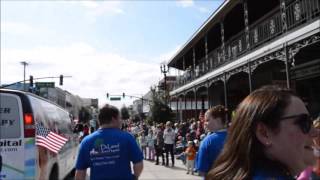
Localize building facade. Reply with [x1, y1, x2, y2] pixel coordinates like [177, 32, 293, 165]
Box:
[168, 0, 320, 121]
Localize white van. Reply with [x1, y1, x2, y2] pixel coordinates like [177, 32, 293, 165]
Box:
[0, 89, 79, 180]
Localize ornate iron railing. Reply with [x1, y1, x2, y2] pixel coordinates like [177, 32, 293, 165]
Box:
[249, 11, 283, 48]
[224, 31, 247, 62]
[173, 0, 320, 91]
[286, 0, 320, 29]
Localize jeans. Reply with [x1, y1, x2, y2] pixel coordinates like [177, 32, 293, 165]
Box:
[164, 144, 174, 166]
[148, 147, 155, 160]
[155, 145, 165, 165]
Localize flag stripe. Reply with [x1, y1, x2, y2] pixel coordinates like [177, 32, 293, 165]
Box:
[35, 122, 68, 154]
[37, 136, 61, 149]
[36, 136, 60, 151]
[36, 140, 59, 152]
[49, 132, 68, 141]
[46, 137, 63, 149]
[47, 135, 65, 147]
[36, 139, 59, 153]
[48, 133, 68, 144]
[36, 142, 58, 153]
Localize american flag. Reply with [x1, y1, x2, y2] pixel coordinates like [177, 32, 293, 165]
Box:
[35, 122, 68, 153]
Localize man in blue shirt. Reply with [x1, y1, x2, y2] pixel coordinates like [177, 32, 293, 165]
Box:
[75, 105, 143, 180]
[196, 105, 228, 177]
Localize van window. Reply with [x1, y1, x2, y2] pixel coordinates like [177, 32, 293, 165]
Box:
[0, 94, 21, 138]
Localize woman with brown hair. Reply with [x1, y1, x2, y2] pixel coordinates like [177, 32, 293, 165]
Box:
[196, 105, 228, 176]
[207, 86, 317, 179]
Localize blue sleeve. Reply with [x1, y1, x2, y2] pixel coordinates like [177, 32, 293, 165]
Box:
[75, 139, 90, 170]
[197, 133, 226, 173]
[209, 132, 227, 169]
[128, 134, 143, 164]
[196, 139, 211, 173]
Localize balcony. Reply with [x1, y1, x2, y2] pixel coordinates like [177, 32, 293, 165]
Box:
[173, 0, 320, 91]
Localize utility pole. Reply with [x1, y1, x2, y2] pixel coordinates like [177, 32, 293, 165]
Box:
[20, 61, 29, 91]
[141, 96, 144, 118]
[160, 64, 169, 104]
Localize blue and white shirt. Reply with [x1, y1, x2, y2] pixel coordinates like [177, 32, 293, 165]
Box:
[75, 128, 143, 180]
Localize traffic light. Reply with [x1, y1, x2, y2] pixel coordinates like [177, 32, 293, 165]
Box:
[59, 75, 63, 85]
[29, 76, 33, 87]
[122, 93, 125, 98]
[107, 93, 109, 98]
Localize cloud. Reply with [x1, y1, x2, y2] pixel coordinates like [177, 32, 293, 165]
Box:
[197, 7, 210, 13]
[76, 1, 124, 22]
[177, 0, 195, 8]
[72, 1, 125, 23]
[1, 22, 35, 34]
[1, 42, 161, 107]
[152, 44, 183, 76]
[158, 45, 183, 64]
[80, 1, 99, 8]
[176, 0, 212, 14]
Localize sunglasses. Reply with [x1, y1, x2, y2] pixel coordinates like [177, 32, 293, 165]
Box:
[279, 114, 313, 134]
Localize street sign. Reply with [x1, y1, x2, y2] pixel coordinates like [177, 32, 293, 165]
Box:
[110, 97, 121, 101]
[35, 82, 55, 88]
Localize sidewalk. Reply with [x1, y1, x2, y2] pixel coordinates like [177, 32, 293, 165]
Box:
[140, 158, 202, 180]
[85, 157, 202, 180]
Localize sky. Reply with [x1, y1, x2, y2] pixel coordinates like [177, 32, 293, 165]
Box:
[1, 0, 223, 108]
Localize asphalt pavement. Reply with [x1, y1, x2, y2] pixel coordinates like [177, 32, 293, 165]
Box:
[82, 156, 202, 180]
[140, 158, 202, 180]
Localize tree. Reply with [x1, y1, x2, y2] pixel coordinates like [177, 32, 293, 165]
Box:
[120, 105, 130, 120]
[132, 114, 141, 123]
[149, 87, 173, 124]
[79, 107, 91, 123]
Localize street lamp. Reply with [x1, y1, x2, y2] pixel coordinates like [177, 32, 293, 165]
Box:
[160, 63, 169, 104]
[20, 61, 29, 91]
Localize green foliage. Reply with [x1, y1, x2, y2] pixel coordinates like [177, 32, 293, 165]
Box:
[149, 87, 172, 124]
[145, 116, 153, 126]
[120, 105, 130, 120]
[79, 107, 92, 123]
[132, 114, 141, 123]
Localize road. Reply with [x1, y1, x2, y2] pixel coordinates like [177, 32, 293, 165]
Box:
[140, 159, 202, 180]
[82, 157, 202, 180]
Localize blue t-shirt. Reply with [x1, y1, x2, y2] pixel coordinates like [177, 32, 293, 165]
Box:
[196, 129, 227, 174]
[75, 128, 143, 180]
[252, 168, 293, 180]
[252, 159, 294, 180]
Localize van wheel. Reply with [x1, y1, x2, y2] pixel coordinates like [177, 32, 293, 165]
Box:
[49, 165, 58, 180]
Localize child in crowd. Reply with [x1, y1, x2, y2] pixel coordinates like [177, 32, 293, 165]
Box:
[176, 136, 187, 165]
[185, 141, 196, 175]
[147, 129, 155, 161]
[139, 132, 147, 159]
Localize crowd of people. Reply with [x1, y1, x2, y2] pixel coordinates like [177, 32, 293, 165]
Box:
[120, 104, 229, 176]
[74, 85, 320, 180]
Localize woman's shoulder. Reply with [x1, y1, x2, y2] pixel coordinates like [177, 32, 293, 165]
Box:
[252, 170, 294, 180]
[203, 130, 226, 142]
[252, 163, 294, 180]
